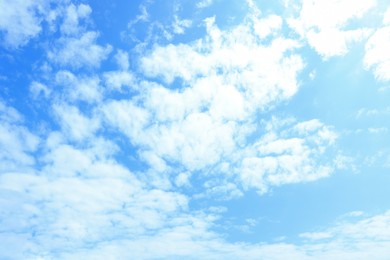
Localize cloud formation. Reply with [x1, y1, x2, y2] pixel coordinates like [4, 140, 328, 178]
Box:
[1, 0, 390, 259]
[288, 0, 376, 58]
[0, 0, 48, 47]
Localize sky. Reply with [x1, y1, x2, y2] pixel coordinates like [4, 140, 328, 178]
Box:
[1, 0, 390, 259]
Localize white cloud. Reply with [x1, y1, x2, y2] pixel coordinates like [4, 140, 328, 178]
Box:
[127, 4, 149, 28]
[58, 209, 390, 259]
[175, 171, 192, 187]
[53, 103, 100, 142]
[356, 107, 390, 119]
[101, 12, 338, 196]
[363, 149, 390, 168]
[139, 150, 169, 173]
[301, 210, 390, 244]
[141, 16, 303, 106]
[237, 118, 336, 193]
[55, 70, 103, 103]
[368, 127, 388, 134]
[103, 50, 134, 91]
[44, 3, 111, 70]
[289, 0, 376, 32]
[30, 81, 51, 99]
[201, 179, 244, 200]
[103, 71, 135, 91]
[48, 31, 112, 69]
[102, 99, 151, 142]
[253, 15, 283, 39]
[295, 211, 390, 257]
[306, 28, 371, 58]
[0, 124, 194, 258]
[0, 2, 368, 259]
[300, 231, 333, 240]
[384, 7, 390, 25]
[0, 101, 22, 122]
[288, 0, 376, 58]
[0, 174, 188, 257]
[7, 206, 388, 259]
[60, 3, 91, 36]
[0, 102, 40, 173]
[141, 43, 208, 84]
[339, 212, 390, 241]
[364, 26, 390, 81]
[197, 0, 214, 9]
[115, 49, 130, 70]
[103, 97, 237, 171]
[378, 85, 390, 92]
[0, 124, 38, 172]
[172, 15, 192, 35]
[344, 211, 365, 217]
[1, 131, 390, 260]
[0, 0, 47, 47]
[333, 154, 357, 172]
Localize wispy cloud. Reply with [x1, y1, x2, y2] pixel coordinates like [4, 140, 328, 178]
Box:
[0, 102, 40, 173]
[196, 0, 214, 9]
[364, 25, 390, 81]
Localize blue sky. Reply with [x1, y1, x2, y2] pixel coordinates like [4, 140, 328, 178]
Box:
[1, 0, 390, 259]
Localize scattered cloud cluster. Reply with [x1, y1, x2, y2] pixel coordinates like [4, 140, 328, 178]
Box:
[120, 14, 336, 196]
[238, 118, 336, 193]
[1, 0, 390, 259]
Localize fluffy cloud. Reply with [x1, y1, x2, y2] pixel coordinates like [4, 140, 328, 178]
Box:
[48, 31, 112, 69]
[363, 4, 390, 81]
[384, 7, 390, 25]
[0, 0, 47, 47]
[53, 104, 100, 141]
[364, 23, 390, 81]
[103, 50, 135, 91]
[141, 17, 303, 104]
[54, 70, 103, 103]
[288, 0, 376, 58]
[0, 102, 40, 173]
[103, 71, 135, 91]
[3, 1, 382, 259]
[115, 50, 130, 71]
[253, 14, 283, 39]
[140, 16, 303, 116]
[0, 132, 191, 258]
[237, 118, 336, 193]
[102, 13, 337, 196]
[44, 3, 111, 69]
[60, 3, 91, 36]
